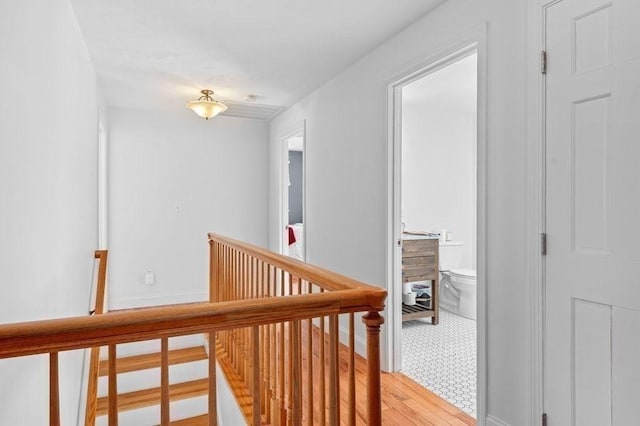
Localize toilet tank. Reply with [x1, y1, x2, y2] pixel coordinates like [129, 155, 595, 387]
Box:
[439, 241, 463, 271]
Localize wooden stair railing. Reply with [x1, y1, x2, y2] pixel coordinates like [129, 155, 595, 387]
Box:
[0, 233, 386, 426]
[208, 233, 387, 426]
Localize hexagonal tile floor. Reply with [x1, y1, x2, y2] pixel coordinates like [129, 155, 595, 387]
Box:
[401, 309, 477, 417]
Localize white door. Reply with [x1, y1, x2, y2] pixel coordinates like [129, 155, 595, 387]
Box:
[545, 0, 640, 425]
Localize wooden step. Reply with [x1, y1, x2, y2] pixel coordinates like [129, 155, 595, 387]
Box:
[98, 346, 207, 376]
[165, 414, 209, 425]
[96, 378, 208, 415]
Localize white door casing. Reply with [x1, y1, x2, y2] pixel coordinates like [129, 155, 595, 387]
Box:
[544, 0, 640, 424]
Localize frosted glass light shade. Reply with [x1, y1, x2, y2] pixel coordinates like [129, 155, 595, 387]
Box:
[186, 99, 228, 120]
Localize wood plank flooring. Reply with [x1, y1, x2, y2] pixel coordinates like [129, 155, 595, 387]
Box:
[216, 323, 475, 425]
[330, 331, 475, 425]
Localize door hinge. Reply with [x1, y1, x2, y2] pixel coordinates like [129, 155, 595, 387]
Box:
[541, 233, 547, 256]
[541, 50, 547, 74]
[542, 412, 547, 426]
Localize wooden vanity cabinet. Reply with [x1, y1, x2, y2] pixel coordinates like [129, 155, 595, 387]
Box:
[402, 238, 439, 324]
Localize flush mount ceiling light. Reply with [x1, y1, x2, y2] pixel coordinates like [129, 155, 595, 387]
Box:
[186, 89, 228, 120]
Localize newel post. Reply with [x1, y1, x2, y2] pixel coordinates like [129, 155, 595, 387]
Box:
[362, 310, 384, 426]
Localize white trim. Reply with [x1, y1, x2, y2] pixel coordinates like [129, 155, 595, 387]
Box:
[98, 117, 108, 250]
[385, 23, 488, 425]
[278, 121, 306, 260]
[486, 414, 512, 426]
[109, 292, 208, 310]
[527, 1, 559, 424]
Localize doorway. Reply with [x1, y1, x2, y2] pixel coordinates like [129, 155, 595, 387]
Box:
[388, 43, 485, 422]
[279, 126, 306, 260]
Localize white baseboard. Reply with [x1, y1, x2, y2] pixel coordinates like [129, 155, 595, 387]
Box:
[486, 414, 511, 426]
[109, 291, 208, 310]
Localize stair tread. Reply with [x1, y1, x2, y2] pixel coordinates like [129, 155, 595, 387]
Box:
[165, 414, 209, 426]
[96, 378, 209, 415]
[99, 346, 207, 376]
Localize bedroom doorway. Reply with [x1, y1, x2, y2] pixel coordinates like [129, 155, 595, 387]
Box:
[280, 125, 305, 261]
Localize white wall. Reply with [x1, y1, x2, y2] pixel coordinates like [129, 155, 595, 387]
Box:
[108, 108, 269, 308]
[402, 54, 477, 269]
[0, 0, 102, 424]
[269, 1, 528, 425]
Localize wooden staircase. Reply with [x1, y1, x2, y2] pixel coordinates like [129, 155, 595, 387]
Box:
[94, 343, 211, 425]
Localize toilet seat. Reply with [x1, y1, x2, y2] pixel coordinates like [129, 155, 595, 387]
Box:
[449, 268, 476, 279]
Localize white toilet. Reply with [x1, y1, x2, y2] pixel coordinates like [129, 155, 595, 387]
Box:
[439, 241, 477, 320]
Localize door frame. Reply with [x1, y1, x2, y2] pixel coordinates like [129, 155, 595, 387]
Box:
[526, 1, 561, 424]
[385, 26, 488, 423]
[278, 121, 306, 258]
[98, 118, 108, 250]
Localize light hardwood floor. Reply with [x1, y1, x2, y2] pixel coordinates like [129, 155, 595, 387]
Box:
[218, 321, 476, 425]
[337, 336, 476, 425]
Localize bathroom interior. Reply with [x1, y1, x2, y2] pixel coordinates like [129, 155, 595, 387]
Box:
[399, 52, 478, 417]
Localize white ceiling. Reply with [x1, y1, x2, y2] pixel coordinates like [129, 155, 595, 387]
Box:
[70, 0, 446, 115]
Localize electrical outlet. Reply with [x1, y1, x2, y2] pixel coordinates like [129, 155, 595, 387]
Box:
[145, 270, 155, 286]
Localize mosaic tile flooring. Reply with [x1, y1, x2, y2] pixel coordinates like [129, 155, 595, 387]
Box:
[401, 309, 477, 417]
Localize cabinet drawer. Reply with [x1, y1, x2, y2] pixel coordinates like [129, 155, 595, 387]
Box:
[402, 239, 437, 257]
[402, 261, 437, 283]
[402, 255, 436, 267]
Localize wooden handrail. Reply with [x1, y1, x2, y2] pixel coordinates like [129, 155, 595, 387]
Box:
[0, 290, 383, 359]
[208, 232, 384, 293]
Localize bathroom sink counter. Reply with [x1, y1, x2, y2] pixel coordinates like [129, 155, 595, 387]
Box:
[401, 232, 440, 240]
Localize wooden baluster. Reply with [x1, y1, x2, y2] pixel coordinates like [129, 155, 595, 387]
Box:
[209, 240, 218, 303]
[307, 282, 314, 426]
[240, 253, 245, 381]
[218, 243, 222, 302]
[259, 263, 265, 417]
[363, 311, 384, 426]
[263, 265, 270, 418]
[84, 347, 100, 426]
[208, 331, 218, 426]
[278, 270, 287, 425]
[268, 267, 274, 424]
[319, 312, 326, 426]
[328, 315, 340, 425]
[50, 352, 60, 426]
[227, 248, 242, 372]
[270, 321, 278, 425]
[287, 272, 294, 425]
[291, 320, 302, 425]
[160, 338, 170, 425]
[348, 313, 356, 426]
[252, 326, 261, 426]
[108, 344, 118, 426]
[85, 250, 109, 426]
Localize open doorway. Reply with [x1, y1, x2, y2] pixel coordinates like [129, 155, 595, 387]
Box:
[280, 127, 305, 260]
[389, 46, 481, 421]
